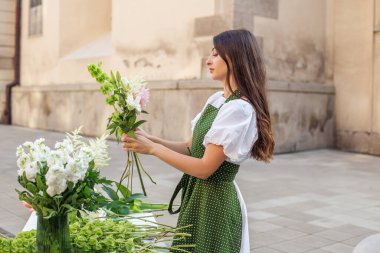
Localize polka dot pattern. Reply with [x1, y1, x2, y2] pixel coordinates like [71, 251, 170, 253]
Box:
[169, 91, 243, 253]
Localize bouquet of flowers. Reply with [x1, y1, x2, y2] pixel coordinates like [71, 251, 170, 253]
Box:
[15, 128, 110, 252]
[87, 62, 155, 196]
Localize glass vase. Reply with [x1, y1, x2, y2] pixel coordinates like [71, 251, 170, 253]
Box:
[36, 213, 71, 253]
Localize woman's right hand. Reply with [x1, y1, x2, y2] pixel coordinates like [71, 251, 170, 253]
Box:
[135, 127, 152, 140]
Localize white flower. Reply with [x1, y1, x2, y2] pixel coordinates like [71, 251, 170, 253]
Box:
[45, 164, 68, 196]
[24, 160, 39, 181]
[65, 159, 86, 185]
[126, 94, 142, 112]
[88, 135, 110, 169]
[17, 153, 29, 176]
[55, 138, 74, 154]
[16, 145, 25, 157]
[47, 150, 66, 168]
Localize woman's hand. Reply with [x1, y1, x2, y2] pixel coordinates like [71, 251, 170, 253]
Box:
[135, 127, 151, 140]
[121, 132, 157, 155]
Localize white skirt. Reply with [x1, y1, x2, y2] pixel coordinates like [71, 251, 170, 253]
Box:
[234, 181, 250, 253]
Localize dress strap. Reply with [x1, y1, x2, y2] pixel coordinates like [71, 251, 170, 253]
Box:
[218, 89, 242, 109]
[168, 174, 190, 214]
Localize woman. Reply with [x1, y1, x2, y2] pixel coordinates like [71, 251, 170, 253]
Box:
[121, 29, 274, 253]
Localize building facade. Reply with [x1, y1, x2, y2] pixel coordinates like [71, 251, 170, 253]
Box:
[0, 0, 379, 155]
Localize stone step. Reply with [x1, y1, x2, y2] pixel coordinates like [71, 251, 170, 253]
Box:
[0, 46, 15, 57]
[0, 23, 15, 35]
[0, 69, 14, 80]
[0, 0, 16, 12]
[0, 11, 15, 23]
[0, 35, 15, 47]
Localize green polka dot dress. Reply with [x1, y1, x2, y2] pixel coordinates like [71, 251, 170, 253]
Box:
[169, 90, 254, 253]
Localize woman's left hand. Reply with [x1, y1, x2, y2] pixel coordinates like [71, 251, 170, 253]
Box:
[121, 132, 157, 155]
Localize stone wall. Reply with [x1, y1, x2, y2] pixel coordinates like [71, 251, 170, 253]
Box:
[333, 0, 380, 155]
[0, 0, 16, 122]
[11, 80, 335, 154]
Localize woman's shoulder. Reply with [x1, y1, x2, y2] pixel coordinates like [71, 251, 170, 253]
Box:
[225, 98, 255, 115]
[206, 91, 224, 103]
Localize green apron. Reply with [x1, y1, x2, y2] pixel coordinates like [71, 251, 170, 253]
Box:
[169, 90, 243, 253]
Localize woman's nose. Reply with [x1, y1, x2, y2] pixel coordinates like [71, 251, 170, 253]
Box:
[206, 56, 212, 65]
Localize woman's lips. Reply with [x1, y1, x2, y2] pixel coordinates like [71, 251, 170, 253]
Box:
[209, 68, 214, 72]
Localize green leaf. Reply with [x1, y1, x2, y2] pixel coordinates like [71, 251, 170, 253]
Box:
[114, 182, 131, 199]
[127, 113, 137, 126]
[125, 193, 145, 203]
[61, 204, 76, 212]
[132, 120, 147, 129]
[26, 182, 38, 194]
[36, 174, 46, 191]
[98, 178, 113, 185]
[83, 186, 92, 198]
[118, 206, 130, 215]
[102, 186, 119, 201]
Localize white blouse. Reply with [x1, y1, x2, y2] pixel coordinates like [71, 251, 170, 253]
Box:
[191, 91, 258, 165]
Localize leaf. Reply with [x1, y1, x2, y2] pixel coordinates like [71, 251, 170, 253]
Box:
[36, 174, 46, 191]
[61, 204, 76, 212]
[83, 186, 93, 198]
[108, 200, 126, 209]
[98, 178, 113, 185]
[132, 120, 147, 129]
[127, 113, 137, 126]
[26, 182, 38, 194]
[139, 202, 169, 211]
[114, 182, 131, 199]
[125, 193, 145, 203]
[118, 206, 130, 215]
[102, 186, 119, 201]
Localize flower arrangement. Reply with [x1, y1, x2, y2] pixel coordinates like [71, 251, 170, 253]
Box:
[87, 62, 154, 196]
[15, 128, 110, 252]
[16, 127, 109, 217]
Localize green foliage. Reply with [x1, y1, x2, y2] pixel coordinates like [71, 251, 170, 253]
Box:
[0, 217, 193, 253]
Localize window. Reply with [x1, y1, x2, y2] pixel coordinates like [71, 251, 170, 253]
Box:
[29, 0, 42, 36]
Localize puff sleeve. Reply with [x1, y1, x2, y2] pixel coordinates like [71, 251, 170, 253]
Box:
[202, 100, 258, 164]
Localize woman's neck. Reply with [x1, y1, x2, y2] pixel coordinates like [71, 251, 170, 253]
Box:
[222, 77, 238, 98]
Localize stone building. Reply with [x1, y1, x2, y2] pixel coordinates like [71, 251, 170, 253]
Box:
[0, 0, 379, 155]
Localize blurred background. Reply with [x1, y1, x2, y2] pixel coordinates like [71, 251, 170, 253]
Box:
[0, 0, 379, 156]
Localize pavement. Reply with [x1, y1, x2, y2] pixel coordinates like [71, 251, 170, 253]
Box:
[0, 124, 380, 253]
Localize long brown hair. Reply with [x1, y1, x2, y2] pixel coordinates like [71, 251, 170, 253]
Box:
[213, 29, 274, 162]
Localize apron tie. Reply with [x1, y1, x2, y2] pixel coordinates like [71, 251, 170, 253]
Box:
[168, 174, 189, 214]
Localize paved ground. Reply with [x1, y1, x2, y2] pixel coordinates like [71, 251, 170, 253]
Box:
[1, 125, 380, 253]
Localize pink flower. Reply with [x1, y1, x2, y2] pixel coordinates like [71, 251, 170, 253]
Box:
[21, 201, 34, 212]
[139, 86, 150, 107]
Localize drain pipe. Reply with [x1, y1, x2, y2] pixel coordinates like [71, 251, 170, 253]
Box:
[4, 0, 21, 125]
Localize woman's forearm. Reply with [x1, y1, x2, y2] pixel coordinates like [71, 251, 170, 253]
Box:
[149, 136, 190, 156]
[151, 143, 208, 179]
[150, 142, 226, 179]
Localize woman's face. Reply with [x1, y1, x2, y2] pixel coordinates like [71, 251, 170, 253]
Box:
[206, 48, 228, 82]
